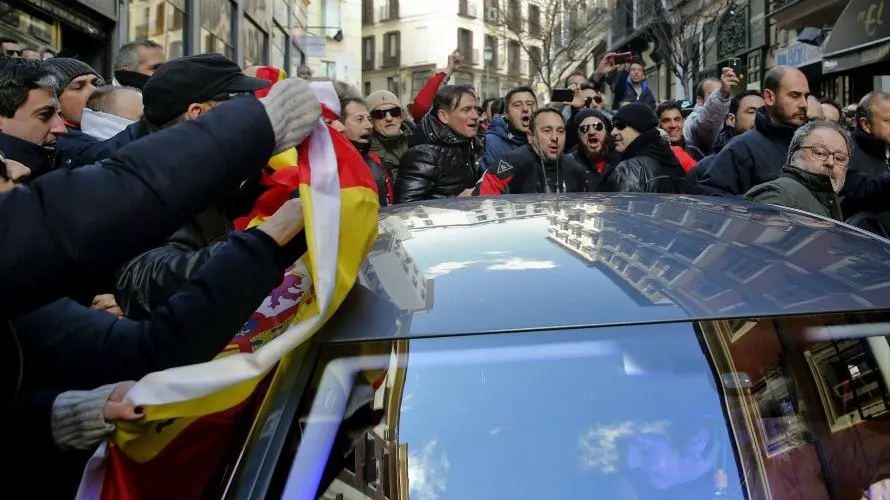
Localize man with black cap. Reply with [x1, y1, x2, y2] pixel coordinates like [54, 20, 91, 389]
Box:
[602, 103, 686, 193]
[568, 108, 620, 192]
[114, 53, 320, 319]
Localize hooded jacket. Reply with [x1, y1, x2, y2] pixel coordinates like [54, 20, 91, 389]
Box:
[603, 129, 687, 193]
[697, 107, 797, 196]
[482, 115, 529, 170]
[396, 113, 481, 203]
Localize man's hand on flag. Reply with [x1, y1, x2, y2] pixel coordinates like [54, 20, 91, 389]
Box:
[103, 382, 143, 423]
[257, 199, 305, 247]
[260, 78, 323, 154]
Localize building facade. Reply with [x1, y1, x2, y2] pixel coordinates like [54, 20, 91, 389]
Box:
[0, 0, 312, 78]
[304, 0, 362, 85]
[359, 0, 539, 104]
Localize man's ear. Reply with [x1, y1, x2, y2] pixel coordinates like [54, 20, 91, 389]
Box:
[859, 116, 872, 135]
[725, 113, 736, 128]
[437, 108, 449, 124]
[186, 103, 205, 120]
[763, 89, 776, 107]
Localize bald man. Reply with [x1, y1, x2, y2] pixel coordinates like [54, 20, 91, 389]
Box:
[807, 95, 824, 121]
[697, 65, 811, 196]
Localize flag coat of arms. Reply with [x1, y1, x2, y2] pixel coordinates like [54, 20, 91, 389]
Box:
[77, 81, 380, 500]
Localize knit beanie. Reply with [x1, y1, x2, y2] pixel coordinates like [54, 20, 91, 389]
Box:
[572, 108, 613, 134]
[366, 90, 401, 111]
[612, 103, 658, 133]
[43, 58, 103, 93]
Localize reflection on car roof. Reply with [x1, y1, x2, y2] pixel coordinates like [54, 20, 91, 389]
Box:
[348, 193, 890, 338]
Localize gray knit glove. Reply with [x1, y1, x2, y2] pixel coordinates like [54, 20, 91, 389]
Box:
[51, 383, 118, 451]
[260, 78, 322, 155]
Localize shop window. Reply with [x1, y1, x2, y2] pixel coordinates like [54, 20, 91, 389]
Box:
[128, 1, 184, 57]
[244, 0, 270, 30]
[243, 16, 267, 67]
[200, 0, 234, 59]
[411, 70, 432, 100]
[0, 5, 59, 52]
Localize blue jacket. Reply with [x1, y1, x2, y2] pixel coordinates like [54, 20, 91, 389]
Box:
[482, 116, 528, 171]
[55, 122, 140, 168]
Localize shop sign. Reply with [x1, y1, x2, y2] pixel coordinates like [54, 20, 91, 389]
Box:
[75, 0, 116, 21]
[823, 40, 890, 73]
[775, 42, 823, 68]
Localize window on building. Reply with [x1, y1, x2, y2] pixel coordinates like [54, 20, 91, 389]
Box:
[364, 81, 371, 95]
[323, 0, 341, 39]
[362, 0, 373, 24]
[362, 36, 375, 71]
[200, 0, 234, 59]
[528, 4, 541, 36]
[322, 60, 335, 78]
[272, 23, 286, 69]
[273, 0, 288, 26]
[382, 31, 400, 67]
[412, 70, 432, 99]
[387, 76, 399, 94]
[244, 0, 270, 30]
[243, 17, 268, 67]
[128, 0, 185, 58]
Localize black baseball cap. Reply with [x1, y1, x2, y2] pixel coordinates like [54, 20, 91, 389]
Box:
[142, 53, 271, 126]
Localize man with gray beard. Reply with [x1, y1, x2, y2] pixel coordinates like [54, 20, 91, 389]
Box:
[744, 119, 850, 219]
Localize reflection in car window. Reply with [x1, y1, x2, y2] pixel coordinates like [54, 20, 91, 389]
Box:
[270, 314, 890, 500]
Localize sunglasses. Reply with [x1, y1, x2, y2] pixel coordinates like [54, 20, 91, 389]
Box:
[370, 107, 402, 120]
[578, 122, 605, 134]
[584, 96, 603, 107]
[4, 49, 21, 57]
[209, 91, 254, 102]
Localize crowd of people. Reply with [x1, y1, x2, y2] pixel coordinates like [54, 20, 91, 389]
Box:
[0, 37, 889, 497]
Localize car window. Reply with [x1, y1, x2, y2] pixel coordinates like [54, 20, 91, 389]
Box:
[266, 313, 890, 499]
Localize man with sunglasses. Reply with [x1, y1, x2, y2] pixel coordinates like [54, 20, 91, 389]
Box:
[114, 53, 317, 319]
[568, 108, 620, 192]
[367, 90, 413, 181]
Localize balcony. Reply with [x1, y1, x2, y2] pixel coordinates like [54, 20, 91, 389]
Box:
[768, 0, 846, 29]
[458, 48, 480, 65]
[459, 0, 478, 18]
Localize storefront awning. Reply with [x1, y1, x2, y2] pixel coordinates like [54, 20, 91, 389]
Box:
[821, 0, 890, 74]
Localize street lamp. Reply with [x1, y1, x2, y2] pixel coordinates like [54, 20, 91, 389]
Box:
[483, 46, 493, 99]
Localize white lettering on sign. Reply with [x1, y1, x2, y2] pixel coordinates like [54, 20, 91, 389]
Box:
[824, 59, 838, 69]
[857, 2, 885, 36]
[862, 42, 890, 64]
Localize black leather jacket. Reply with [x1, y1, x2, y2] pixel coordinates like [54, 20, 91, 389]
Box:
[603, 129, 687, 193]
[396, 113, 481, 203]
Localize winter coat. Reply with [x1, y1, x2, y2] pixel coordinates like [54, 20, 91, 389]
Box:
[396, 113, 482, 203]
[602, 129, 687, 193]
[370, 121, 414, 181]
[482, 115, 529, 171]
[683, 88, 731, 156]
[745, 165, 842, 220]
[477, 145, 589, 195]
[697, 107, 796, 196]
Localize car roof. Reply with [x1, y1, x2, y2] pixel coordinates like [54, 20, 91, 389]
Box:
[328, 193, 890, 341]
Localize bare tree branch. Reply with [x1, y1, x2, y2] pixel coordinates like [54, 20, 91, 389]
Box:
[484, 0, 610, 93]
[628, 0, 738, 96]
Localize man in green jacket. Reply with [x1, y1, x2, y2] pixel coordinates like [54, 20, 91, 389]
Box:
[745, 119, 850, 220]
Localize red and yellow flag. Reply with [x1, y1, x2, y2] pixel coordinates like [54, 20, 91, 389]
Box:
[77, 81, 380, 500]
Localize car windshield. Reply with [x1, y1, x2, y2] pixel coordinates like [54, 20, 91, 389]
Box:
[268, 312, 890, 500]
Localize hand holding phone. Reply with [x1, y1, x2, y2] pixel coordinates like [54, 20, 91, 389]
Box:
[612, 52, 634, 64]
[550, 88, 573, 103]
[727, 57, 741, 75]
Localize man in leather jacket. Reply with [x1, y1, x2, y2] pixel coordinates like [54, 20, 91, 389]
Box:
[603, 103, 687, 193]
[396, 84, 481, 203]
[477, 107, 587, 194]
[341, 97, 393, 206]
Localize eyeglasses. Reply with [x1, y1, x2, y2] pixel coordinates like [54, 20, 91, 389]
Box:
[209, 91, 255, 102]
[370, 107, 402, 120]
[578, 122, 605, 134]
[800, 146, 850, 166]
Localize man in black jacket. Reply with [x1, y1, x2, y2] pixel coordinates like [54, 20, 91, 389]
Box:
[0, 59, 68, 177]
[341, 97, 392, 206]
[477, 107, 587, 194]
[397, 84, 481, 202]
[113, 53, 293, 319]
[843, 91, 890, 218]
[697, 65, 809, 196]
[603, 103, 686, 193]
[1, 77, 322, 487]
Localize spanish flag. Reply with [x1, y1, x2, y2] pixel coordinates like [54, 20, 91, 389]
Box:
[76, 81, 380, 500]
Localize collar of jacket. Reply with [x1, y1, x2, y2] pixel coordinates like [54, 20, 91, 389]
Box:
[620, 128, 682, 172]
[373, 122, 411, 145]
[754, 107, 797, 142]
[0, 132, 58, 178]
[780, 165, 836, 195]
[419, 112, 473, 146]
[853, 127, 889, 160]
